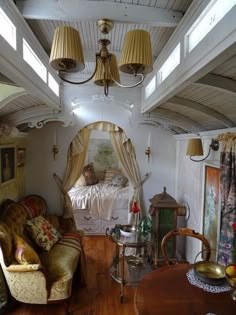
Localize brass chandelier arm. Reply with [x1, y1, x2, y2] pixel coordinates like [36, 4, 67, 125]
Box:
[58, 56, 99, 85]
[111, 73, 144, 88]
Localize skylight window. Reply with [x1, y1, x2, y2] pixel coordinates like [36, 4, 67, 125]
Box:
[23, 39, 47, 82]
[48, 73, 59, 97]
[0, 7, 16, 50]
[187, 0, 236, 52]
[159, 44, 180, 83]
[145, 76, 156, 99]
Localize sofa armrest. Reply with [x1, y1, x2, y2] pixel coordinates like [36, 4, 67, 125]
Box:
[6, 263, 43, 272]
[2, 266, 48, 304]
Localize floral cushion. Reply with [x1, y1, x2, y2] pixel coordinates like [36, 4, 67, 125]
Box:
[26, 216, 61, 251]
[14, 234, 41, 265]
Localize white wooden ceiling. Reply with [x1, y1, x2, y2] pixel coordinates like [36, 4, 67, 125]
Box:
[1, 0, 236, 134]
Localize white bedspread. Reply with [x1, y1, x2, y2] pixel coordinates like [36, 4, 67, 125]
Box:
[68, 183, 129, 220]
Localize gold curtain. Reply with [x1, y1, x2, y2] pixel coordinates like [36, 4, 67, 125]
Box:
[54, 127, 90, 218]
[109, 129, 144, 220]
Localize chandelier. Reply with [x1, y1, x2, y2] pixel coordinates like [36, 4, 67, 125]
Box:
[49, 19, 153, 96]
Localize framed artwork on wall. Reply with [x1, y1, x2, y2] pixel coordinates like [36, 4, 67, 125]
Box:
[202, 164, 221, 260]
[17, 148, 26, 167]
[0, 147, 15, 184]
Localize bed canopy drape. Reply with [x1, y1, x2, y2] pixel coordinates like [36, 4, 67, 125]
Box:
[54, 121, 144, 221]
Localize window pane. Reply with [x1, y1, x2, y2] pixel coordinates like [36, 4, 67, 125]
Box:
[188, 0, 236, 52]
[159, 44, 180, 82]
[23, 39, 47, 82]
[0, 7, 16, 50]
[48, 73, 59, 96]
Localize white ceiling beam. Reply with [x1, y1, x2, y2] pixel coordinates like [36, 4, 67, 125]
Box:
[142, 2, 236, 113]
[140, 119, 187, 134]
[5, 104, 73, 128]
[169, 96, 234, 128]
[0, 91, 27, 111]
[150, 108, 204, 133]
[15, 0, 183, 27]
[0, 0, 61, 110]
[194, 73, 236, 96]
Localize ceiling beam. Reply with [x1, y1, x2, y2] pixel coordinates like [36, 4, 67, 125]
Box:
[15, 0, 183, 27]
[142, 3, 236, 113]
[194, 73, 236, 96]
[169, 96, 234, 128]
[149, 108, 205, 133]
[0, 91, 27, 111]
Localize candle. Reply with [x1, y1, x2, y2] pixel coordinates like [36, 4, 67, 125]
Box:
[54, 130, 57, 145]
[148, 132, 151, 147]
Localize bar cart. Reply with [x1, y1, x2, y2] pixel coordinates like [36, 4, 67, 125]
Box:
[108, 225, 153, 303]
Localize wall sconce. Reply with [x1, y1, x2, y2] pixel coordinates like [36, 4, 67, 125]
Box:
[186, 138, 219, 162]
[145, 132, 151, 162]
[52, 145, 59, 161]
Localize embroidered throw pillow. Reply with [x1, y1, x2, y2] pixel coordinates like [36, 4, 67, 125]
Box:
[112, 174, 128, 187]
[82, 163, 98, 185]
[104, 169, 121, 184]
[26, 216, 61, 251]
[14, 234, 41, 265]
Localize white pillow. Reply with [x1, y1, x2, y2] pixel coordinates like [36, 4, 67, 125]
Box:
[112, 174, 128, 187]
[74, 174, 86, 187]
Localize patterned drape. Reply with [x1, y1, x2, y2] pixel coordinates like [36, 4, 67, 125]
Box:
[217, 133, 236, 266]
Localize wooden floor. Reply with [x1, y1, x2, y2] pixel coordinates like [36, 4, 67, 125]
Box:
[6, 236, 137, 315]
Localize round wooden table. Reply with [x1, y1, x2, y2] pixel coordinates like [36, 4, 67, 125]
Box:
[134, 264, 236, 315]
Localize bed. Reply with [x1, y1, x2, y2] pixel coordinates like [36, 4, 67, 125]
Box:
[68, 182, 130, 235]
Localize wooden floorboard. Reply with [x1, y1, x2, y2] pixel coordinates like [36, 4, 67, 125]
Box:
[6, 236, 136, 315]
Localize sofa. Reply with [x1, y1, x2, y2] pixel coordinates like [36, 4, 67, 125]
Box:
[0, 195, 86, 305]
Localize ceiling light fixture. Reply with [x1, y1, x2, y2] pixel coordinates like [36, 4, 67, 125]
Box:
[186, 138, 220, 162]
[49, 19, 153, 96]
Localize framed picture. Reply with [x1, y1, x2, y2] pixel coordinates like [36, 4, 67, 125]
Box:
[0, 147, 15, 184]
[202, 165, 221, 260]
[17, 148, 26, 167]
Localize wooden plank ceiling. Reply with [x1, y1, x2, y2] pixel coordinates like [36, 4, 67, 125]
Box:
[1, 0, 236, 134]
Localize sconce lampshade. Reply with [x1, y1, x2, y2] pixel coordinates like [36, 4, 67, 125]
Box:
[94, 54, 120, 86]
[186, 138, 204, 156]
[119, 29, 153, 75]
[49, 26, 85, 72]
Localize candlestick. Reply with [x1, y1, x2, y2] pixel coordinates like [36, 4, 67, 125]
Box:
[54, 130, 57, 146]
[148, 132, 151, 147]
[52, 130, 58, 160]
[145, 146, 151, 162]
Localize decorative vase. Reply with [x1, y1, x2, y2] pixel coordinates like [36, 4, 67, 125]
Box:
[131, 201, 140, 232]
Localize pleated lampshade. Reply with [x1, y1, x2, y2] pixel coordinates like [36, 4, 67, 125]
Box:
[119, 29, 153, 75]
[186, 139, 204, 156]
[94, 54, 120, 86]
[49, 26, 85, 72]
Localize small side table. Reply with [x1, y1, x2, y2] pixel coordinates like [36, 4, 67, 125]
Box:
[108, 227, 153, 303]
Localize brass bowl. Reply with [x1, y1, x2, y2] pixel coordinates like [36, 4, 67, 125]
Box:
[194, 261, 225, 286]
[225, 265, 236, 288]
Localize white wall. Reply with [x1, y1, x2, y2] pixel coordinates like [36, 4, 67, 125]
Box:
[175, 135, 221, 262]
[26, 84, 177, 215]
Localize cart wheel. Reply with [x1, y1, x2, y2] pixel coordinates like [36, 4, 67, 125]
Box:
[120, 295, 124, 303]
